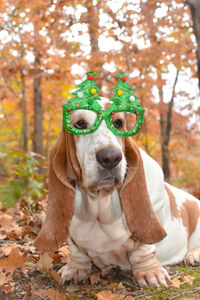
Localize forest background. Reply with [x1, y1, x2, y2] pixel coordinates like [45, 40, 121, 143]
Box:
[0, 0, 200, 207]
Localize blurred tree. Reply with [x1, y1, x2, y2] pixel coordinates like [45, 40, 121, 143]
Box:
[0, 0, 80, 154]
[20, 48, 28, 152]
[159, 69, 179, 181]
[33, 6, 43, 155]
[186, 0, 200, 89]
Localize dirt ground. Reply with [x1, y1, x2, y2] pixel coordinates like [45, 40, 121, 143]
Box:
[1, 197, 200, 300]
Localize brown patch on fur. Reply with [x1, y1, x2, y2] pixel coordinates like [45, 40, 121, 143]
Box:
[165, 185, 200, 239]
[180, 199, 200, 239]
[165, 185, 179, 219]
[120, 137, 166, 244]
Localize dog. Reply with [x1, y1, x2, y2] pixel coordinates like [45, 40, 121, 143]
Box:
[34, 98, 200, 288]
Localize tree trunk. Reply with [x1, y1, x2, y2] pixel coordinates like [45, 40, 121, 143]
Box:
[20, 68, 28, 152]
[32, 7, 43, 155]
[186, 0, 200, 89]
[33, 48, 43, 154]
[85, 0, 102, 87]
[86, 0, 99, 53]
[159, 70, 179, 182]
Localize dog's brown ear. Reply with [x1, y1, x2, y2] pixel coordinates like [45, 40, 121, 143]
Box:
[34, 130, 81, 252]
[120, 137, 166, 244]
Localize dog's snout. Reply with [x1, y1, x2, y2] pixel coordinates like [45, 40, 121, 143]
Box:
[96, 148, 122, 170]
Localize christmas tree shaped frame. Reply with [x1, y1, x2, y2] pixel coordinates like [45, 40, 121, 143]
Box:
[107, 72, 145, 136]
[63, 72, 102, 135]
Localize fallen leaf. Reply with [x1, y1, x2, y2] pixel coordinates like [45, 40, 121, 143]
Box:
[171, 276, 181, 288]
[0, 214, 22, 239]
[183, 275, 195, 285]
[96, 291, 132, 300]
[0, 242, 24, 257]
[39, 252, 61, 283]
[33, 287, 68, 300]
[0, 271, 12, 286]
[0, 248, 25, 274]
[115, 282, 126, 291]
[54, 245, 69, 264]
[57, 245, 69, 258]
[0, 280, 15, 293]
[49, 269, 61, 283]
[23, 284, 42, 300]
[66, 284, 81, 293]
[39, 252, 53, 271]
[171, 274, 195, 288]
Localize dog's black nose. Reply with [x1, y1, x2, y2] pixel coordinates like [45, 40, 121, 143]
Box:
[96, 148, 122, 170]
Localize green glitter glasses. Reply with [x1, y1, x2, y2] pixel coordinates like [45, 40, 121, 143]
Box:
[63, 72, 145, 137]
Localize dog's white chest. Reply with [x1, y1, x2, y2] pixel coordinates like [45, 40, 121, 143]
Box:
[69, 187, 133, 270]
[70, 214, 131, 250]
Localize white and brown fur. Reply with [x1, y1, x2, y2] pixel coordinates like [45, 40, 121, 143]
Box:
[34, 98, 200, 288]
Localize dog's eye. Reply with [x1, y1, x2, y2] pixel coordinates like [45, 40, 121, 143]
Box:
[75, 120, 87, 129]
[113, 119, 123, 129]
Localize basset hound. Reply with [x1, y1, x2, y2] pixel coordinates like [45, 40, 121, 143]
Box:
[34, 98, 200, 288]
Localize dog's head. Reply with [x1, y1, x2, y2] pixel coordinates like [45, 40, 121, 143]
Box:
[34, 98, 166, 251]
[71, 98, 127, 196]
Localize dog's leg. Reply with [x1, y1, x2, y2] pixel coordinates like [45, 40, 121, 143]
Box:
[129, 243, 171, 288]
[59, 237, 92, 283]
[184, 246, 200, 266]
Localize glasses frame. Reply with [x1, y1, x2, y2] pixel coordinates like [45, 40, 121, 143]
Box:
[63, 99, 145, 137]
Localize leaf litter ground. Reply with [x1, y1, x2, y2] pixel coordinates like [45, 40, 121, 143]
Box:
[1, 197, 200, 299]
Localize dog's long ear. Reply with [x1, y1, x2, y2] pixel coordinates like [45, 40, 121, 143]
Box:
[120, 137, 166, 244]
[34, 130, 81, 252]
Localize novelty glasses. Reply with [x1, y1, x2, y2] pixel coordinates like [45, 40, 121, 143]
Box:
[63, 72, 145, 137]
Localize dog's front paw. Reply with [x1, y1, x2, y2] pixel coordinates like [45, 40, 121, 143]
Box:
[184, 247, 200, 266]
[134, 267, 171, 288]
[58, 264, 91, 284]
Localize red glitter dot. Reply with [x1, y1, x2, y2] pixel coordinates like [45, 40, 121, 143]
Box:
[88, 74, 94, 80]
[111, 112, 115, 115]
[98, 111, 102, 114]
[67, 108, 70, 112]
[137, 126, 141, 129]
[69, 125, 73, 129]
[121, 76, 127, 82]
[90, 128, 94, 132]
[136, 112, 139, 116]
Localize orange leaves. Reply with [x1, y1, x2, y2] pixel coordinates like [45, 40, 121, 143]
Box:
[0, 248, 26, 274]
[171, 275, 195, 288]
[32, 287, 68, 300]
[0, 247, 26, 293]
[96, 290, 133, 300]
[0, 214, 22, 239]
[39, 252, 61, 283]
[39, 252, 53, 272]
[22, 284, 68, 300]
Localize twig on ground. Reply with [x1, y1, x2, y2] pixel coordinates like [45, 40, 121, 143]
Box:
[168, 287, 200, 299]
